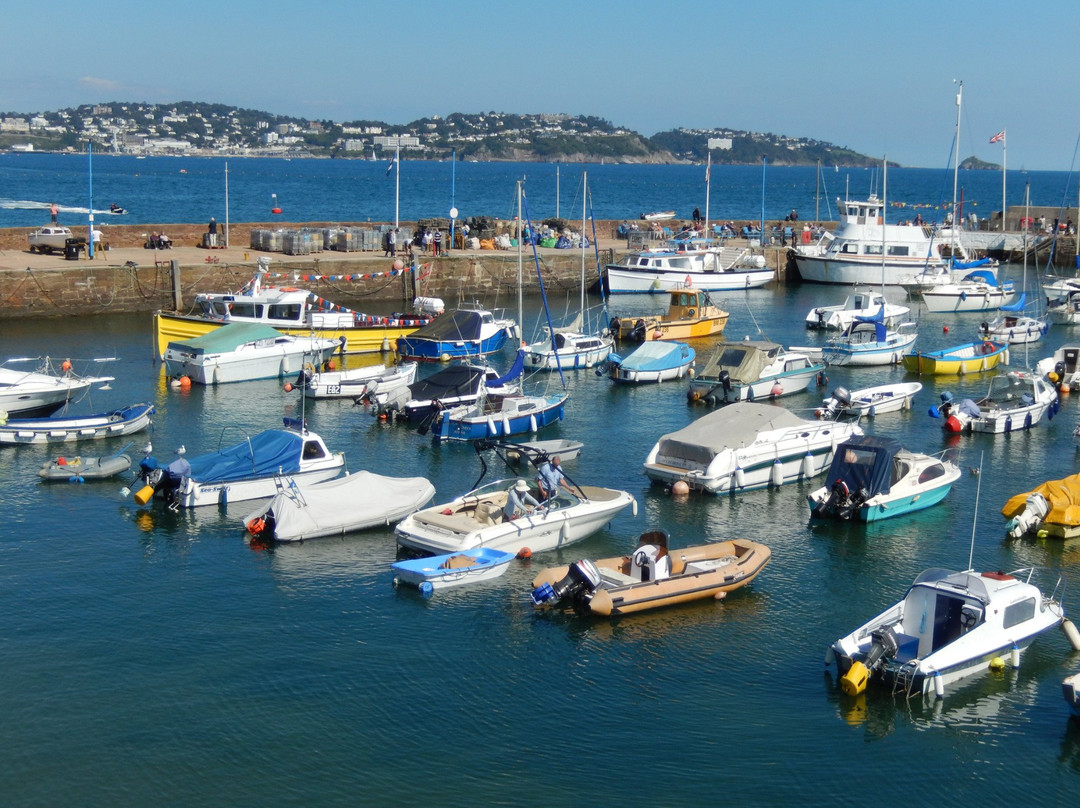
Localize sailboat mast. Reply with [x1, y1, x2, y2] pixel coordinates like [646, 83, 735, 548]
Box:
[517, 181, 524, 334]
[882, 157, 887, 295]
[952, 81, 962, 242]
[704, 150, 711, 235]
[581, 172, 587, 317]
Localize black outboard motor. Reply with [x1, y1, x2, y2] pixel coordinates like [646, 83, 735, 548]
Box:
[531, 559, 602, 608]
[630, 319, 647, 342]
[718, 369, 732, 402]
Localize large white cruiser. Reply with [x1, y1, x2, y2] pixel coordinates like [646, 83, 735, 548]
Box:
[794, 195, 952, 286]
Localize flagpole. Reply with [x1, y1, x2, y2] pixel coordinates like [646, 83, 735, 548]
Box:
[394, 144, 400, 228]
[1001, 130, 1007, 233]
[87, 141, 94, 259]
[224, 161, 230, 248]
[704, 150, 712, 235]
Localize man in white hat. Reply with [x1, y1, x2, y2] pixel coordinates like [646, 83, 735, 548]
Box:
[504, 478, 540, 521]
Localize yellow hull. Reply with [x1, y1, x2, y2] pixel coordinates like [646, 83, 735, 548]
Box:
[901, 345, 1008, 375]
[154, 311, 420, 358]
[654, 315, 728, 341]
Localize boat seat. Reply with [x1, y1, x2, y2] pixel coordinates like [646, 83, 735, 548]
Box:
[598, 566, 636, 587]
[473, 502, 501, 526]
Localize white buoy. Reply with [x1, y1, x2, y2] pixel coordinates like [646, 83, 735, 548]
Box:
[770, 459, 784, 487]
[672, 480, 690, 496]
[1062, 618, 1080, 651]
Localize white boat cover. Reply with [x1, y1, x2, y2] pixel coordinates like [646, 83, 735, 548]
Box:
[248, 471, 436, 541]
[654, 402, 809, 466]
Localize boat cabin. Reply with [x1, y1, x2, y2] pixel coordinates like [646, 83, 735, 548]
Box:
[666, 288, 709, 319]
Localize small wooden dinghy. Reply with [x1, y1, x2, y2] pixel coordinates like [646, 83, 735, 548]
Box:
[39, 449, 132, 481]
[530, 531, 770, 616]
[392, 546, 516, 595]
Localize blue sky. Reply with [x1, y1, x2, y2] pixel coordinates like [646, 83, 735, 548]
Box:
[3, 0, 1077, 171]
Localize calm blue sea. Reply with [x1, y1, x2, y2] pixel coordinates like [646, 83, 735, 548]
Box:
[1, 152, 1077, 229]
[3, 283, 1080, 806]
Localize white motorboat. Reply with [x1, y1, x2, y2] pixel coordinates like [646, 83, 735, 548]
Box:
[793, 196, 951, 285]
[163, 323, 342, 385]
[805, 288, 910, 331]
[134, 418, 345, 509]
[392, 362, 520, 423]
[605, 244, 773, 294]
[1046, 289, 1080, 325]
[1035, 344, 1080, 391]
[0, 403, 154, 446]
[292, 361, 418, 401]
[27, 225, 75, 254]
[821, 319, 918, 367]
[827, 567, 1070, 698]
[0, 356, 115, 418]
[807, 436, 960, 522]
[642, 401, 862, 494]
[934, 370, 1059, 434]
[687, 341, 823, 405]
[242, 470, 436, 542]
[976, 308, 1048, 345]
[919, 267, 1015, 313]
[395, 476, 636, 557]
[816, 382, 922, 419]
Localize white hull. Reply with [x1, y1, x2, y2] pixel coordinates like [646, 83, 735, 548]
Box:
[182, 460, 344, 508]
[689, 368, 819, 403]
[795, 253, 941, 286]
[526, 335, 613, 370]
[819, 383, 922, 418]
[922, 286, 1013, 313]
[165, 339, 340, 384]
[302, 362, 417, 399]
[606, 265, 773, 294]
[823, 331, 918, 367]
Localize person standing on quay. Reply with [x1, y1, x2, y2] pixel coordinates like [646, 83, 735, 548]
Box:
[208, 217, 218, 248]
[433, 229, 443, 257]
[51, 202, 58, 224]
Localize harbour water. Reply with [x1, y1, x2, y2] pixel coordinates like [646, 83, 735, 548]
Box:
[1, 153, 1077, 230]
[4, 281, 1080, 806]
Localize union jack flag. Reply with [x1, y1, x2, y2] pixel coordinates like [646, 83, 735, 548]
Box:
[989, 130, 1005, 144]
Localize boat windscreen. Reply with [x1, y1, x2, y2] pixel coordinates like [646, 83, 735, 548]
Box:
[823, 436, 902, 497]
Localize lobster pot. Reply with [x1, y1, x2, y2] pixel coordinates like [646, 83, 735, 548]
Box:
[301, 229, 325, 253]
[259, 229, 284, 252]
[250, 228, 270, 250]
[319, 228, 339, 251]
[282, 232, 308, 256]
[360, 229, 380, 251]
[330, 229, 353, 252]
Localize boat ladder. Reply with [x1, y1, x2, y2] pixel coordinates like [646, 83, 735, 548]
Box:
[891, 661, 922, 700]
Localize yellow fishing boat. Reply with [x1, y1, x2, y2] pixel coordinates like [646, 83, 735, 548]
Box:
[153, 259, 430, 358]
[1003, 472, 1080, 539]
[901, 340, 1008, 375]
[530, 531, 770, 617]
[610, 288, 728, 342]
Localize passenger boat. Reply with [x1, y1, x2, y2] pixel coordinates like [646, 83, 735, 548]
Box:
[1035, 344, 1080, 391]
[610, 288, 727, 342]
[529, 531, 770, 617]
[242, 470, 436, 542]
[39, 446, 133, 481]
[805, 288, 910, 331]
[821, 317, 917, 367]
[642, 401, 862, 494]
[605, 244, 773, 294]
[154, 258, 432, 357]
[605, 341, 695, 384]
[394, 451, 636, 557]
[163, 323, 342, 385]
[807, 436, 960, 522]
[392, 547, 517, 595]
[396, 306, 516, 361]
[687, 341, 823, 404]
[0, 356, 115, 418]
[920, 268, 1015, 313]
[932, 371, 1059, 434]
[1046, 289, 1080, 325]
[432, 391, 568, 442]
[976, 296, 1048, 345]
[827, 566, 1070, 698]
[0, 403, 154, 446]
[291, 360, 418, 401]
[816, 382, 922, 419]
[793, 195, 950, 285]
[392, 363, 520, 423]
[27, 225, 75, 254]
[1002, 471, 1080, 539]
[133, 418, 344, 509]
[1064, 671, 1080, 718]
[901, 340, 1009, 375]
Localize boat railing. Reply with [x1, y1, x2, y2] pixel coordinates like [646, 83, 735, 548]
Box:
[1011, 566, 1067, 606]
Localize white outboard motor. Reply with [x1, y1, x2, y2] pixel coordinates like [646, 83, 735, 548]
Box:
[833, 387, 852, 406]
[1006, 492, 1050, 539]
[531, 559, 602, 607]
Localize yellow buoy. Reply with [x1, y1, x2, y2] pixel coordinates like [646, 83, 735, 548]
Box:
[989, 656, 1006, 672]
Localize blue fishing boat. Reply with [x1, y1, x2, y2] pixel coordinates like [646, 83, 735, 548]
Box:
[807, 435, 960, 522]
[605, 341, 695, 384]
[396, 306, 516, 361]
[433, 391, 568, 443]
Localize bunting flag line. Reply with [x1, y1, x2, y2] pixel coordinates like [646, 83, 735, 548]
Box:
[989, 130, 1005, 144]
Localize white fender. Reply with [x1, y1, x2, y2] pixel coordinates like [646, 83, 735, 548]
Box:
[487, 417, 497, 436]
[1010, 644, 1020, 668]
[529, 414, 538, 433]
[502, 416, 511, 435]
[770, 459, 784, 487]
[1062, 618, 1080, 651]
[800, 452, 814, 478]
[734, 466, 746, 488]
[932, 669, 944, 699]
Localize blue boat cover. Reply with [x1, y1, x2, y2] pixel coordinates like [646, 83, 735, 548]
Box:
[618, 341, 693, 371]
[849, 304, 888, 341]
[187, 429, 303, 483]
[1000, 293, 1026, 312]
[961, 268, 998, 285]
[823, 435, 902, 498]
[492, 350, 526, 386]
[954, 258, 993, 271]
[406, 310, 483, 342]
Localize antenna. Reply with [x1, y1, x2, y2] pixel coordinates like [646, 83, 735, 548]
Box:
[967, 450, 984, 571]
